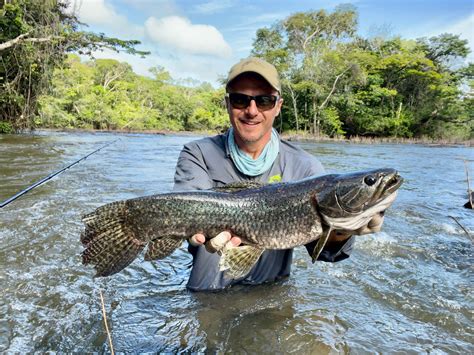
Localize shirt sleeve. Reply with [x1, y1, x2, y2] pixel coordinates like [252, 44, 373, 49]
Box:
[305, 235, 355, 262]
[305, 156, 326, 177]
[173, 142, 213, 192]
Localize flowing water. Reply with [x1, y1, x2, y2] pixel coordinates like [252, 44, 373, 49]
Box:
[0, 131, 472, 353]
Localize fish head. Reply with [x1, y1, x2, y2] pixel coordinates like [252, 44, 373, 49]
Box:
[315, 168, 403, 233]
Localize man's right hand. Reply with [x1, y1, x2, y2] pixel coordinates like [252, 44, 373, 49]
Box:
[189, 231, 242, 254]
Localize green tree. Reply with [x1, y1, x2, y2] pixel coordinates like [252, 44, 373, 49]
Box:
[252, 7, 472, 140]
[253, 6, 359, 136]
[417, 33, 470, 69]
[0, 0, 148, 132]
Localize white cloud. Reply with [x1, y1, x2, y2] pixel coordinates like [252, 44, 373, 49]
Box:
[144, 16, 232, 58]
[444, 14, 474, 56]
[69, 0, 143, 38]
[193, 0, 234, 15]
[68, 1, 235, 83]
[424, 13, 474, 63]
[85, 48, 230, 86]
[443, 14, 474, 38]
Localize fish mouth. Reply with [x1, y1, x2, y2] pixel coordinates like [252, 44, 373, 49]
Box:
[381, 172, 403, 196]
[371, 171, 403, 205]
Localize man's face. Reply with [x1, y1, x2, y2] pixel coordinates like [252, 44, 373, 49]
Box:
[226, 73, 283, 149]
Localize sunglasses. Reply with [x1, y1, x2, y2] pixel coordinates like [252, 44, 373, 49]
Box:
[226, 93, 279, 111]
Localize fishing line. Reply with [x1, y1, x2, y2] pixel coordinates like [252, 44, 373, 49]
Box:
[0, 138, 119, 208]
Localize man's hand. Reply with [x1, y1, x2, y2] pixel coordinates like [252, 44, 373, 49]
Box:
[326, 212, 385, 247]
[354, 212, 385, 235]
[189, 231, 242, 254]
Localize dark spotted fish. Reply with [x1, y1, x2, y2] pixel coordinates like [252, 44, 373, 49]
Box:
[81, 168, 403, 278]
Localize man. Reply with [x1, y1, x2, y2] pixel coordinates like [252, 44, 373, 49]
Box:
[174, 57, 358, 291]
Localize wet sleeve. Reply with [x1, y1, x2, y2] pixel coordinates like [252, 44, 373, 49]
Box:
[173, 143, 213, 192]
[305, 236, 355, 262]
[306, 156, 325, 177]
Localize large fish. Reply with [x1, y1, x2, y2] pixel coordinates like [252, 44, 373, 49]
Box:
[81, 168, 403, 278]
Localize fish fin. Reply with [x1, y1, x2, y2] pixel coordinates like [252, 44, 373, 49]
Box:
[144, 237, 183, 261]
[81, 201, 146, 277]
[311, 227, 333, 263]
[219, 245, 265, 279]
[211, 181, 266, 193]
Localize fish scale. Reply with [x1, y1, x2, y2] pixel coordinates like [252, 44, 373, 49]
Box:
[125, 188, 321, 248]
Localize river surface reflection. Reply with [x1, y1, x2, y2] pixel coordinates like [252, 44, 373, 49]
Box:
[0, 131, 472, 352]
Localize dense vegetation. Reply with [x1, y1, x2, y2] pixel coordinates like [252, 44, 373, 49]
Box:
[35, 56, 228, 131]
[1, 2, 472, 139]
[0, 0, 148, 133]
[252, 5, 473, 140]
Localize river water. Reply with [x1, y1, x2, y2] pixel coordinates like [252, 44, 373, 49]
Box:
[0, 131, 472, 353]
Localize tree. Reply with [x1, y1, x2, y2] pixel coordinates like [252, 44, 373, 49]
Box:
[251, 7, 472, 140]
[417, 33, 470, 69]
[36, 55, 230, 133]
[0, 0, 149, 132]
[92, 59, 133, 90]
[149, 65, 172, 85]
[252, 6, 359, 136]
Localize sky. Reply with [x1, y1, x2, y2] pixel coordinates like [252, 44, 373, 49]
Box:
[69, 0, 474, 85]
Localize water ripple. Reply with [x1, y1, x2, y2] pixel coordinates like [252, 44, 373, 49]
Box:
[0, 132, 473, 352]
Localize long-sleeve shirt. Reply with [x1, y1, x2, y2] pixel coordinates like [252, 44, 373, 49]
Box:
[173, 130, 355, 291]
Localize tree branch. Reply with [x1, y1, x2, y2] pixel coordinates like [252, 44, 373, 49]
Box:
[0, 32, 64, 51]
[318, 66, 351, 110]
[303, 26, 320, 51]
[0, 32, 30, 51]
[103, 67, 128, 89]
[286, 81, 300, 131]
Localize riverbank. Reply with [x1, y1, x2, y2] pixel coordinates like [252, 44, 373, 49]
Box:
[10, 127, 474, 147]
[283, 133, 474, 147]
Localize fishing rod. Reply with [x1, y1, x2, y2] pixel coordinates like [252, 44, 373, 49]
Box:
[0, 138, 119, 208]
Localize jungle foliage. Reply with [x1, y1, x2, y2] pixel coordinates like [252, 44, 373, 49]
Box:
[251, 5, 473, 139]
[0, 0, 148, 132]
[1, 2, 472, 139]
[36, 56, 229, 131]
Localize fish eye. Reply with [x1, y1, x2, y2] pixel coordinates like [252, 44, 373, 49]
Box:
[364, 175, 378, 186]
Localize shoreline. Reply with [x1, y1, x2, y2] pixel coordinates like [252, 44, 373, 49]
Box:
[9, 127, 474, 147]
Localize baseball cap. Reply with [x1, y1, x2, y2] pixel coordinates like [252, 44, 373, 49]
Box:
[226, 57, 281, 93]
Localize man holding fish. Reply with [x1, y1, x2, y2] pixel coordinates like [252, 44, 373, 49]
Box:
[173, 57, 384, 291]
[81, 58, 398, 288]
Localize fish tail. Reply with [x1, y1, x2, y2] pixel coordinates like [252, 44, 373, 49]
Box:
[81, 201, 147, 277]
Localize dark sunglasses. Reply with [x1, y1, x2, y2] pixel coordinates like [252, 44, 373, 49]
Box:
[226, 93, 279, 111]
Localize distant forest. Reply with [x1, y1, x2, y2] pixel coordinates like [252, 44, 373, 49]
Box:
[1, 1, 473, 140]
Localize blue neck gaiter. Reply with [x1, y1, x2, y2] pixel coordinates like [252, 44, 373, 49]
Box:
[227, 127, 280, 176]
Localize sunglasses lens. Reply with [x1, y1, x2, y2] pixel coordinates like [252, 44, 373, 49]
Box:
[229, 93, 250, 109]
[229, 93, 278, 110]
[255, 95, 277, 110]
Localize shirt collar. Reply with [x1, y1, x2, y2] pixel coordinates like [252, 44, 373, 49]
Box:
[223, 128, 282, 158]
[224, 129, 232, 157]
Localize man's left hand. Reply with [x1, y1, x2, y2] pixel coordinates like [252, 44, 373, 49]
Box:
[354, 212, 385, 235]
[326, 212, 385, 246]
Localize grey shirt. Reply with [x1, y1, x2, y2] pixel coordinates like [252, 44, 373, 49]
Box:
[174, 130, 354, 291]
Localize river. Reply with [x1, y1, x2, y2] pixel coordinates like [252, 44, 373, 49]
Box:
[0, 131, 472, 352]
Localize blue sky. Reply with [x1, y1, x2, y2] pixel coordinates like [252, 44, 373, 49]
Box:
[71, 0, 474, 85]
